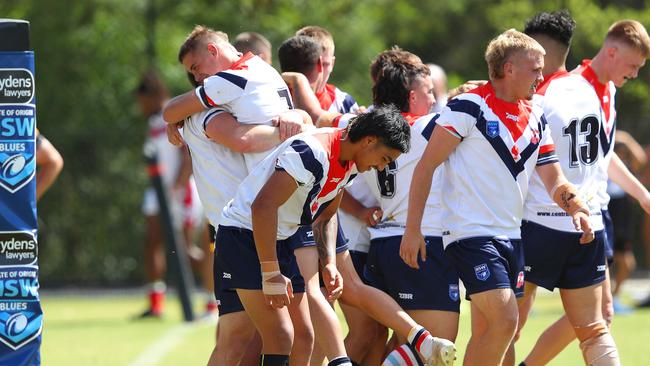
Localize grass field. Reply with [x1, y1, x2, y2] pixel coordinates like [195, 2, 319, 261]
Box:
[40, 289, 650, 366]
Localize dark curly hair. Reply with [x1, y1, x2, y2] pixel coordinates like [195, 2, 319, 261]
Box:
[524, 10, 576, 47]
[347, 104, 410, 153]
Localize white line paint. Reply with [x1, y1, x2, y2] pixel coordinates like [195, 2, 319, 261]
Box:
[129, 320, 214, 366]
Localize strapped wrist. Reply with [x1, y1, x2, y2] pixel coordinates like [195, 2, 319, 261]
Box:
[261, 270, 287, 295]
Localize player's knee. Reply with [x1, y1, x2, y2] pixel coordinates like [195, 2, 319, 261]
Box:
[576, 322, 619, 366]
[292, 322, 315, 355]
[490, 311, 518, 339]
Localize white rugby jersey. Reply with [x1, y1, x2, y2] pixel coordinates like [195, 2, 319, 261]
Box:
[317, 83, 360, 114]
[195, 52, 294, 170]
[332, 114, 375, 252]
[437, 83, 558, 246]
[573, 60, 617, 211]
[364, 113, 445, 239]
[524, 68, 613, 232]
[221, 128, 358, 240]
[182, 109, 248, 227]
[145, 111, 183, 186]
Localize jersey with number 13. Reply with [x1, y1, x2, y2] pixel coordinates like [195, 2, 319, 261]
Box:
[524, 64, 615, 232]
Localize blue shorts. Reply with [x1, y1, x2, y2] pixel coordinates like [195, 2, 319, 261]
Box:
[349, 250, 371, 285]
[602, 209, 614, 262]
[444, 236, 525, 299]
[522, 220, 606, 291]
[365, 236, 460, 312]
[214, 225, 305, 294]
[289, 223, 349, 254]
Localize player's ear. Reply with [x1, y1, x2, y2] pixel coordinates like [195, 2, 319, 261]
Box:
[207, 43, 219, 57]
[317, 57, 324, 73]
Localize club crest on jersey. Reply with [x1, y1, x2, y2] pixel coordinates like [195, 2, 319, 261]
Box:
[448, 284, 459, 301]
[0, 105, 36, 194]
[516, 271, 525, 288]
[486, 120, 500, 138]
[474, 263, 490, 281]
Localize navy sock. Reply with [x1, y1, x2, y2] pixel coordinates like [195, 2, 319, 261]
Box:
[260, 354, 289, 366]
[329, 356, 353, 366]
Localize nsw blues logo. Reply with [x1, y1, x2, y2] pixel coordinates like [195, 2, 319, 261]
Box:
[0, 105, 35, 194]
[448, 284, 459, 301]
[0, 266, 42, 350]
[474, 263, 490, 281]
[486, 120, 500, 138]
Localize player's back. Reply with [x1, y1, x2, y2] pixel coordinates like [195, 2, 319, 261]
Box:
[221, 127, 356, 240]
[365, 113, 443, 239]
[525, 73, 610, 231]
[183, 109, 248, 228]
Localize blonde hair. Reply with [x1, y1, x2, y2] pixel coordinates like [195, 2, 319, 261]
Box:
[606, 20, 650, 58]
[485, 29, 545, 80]
[296, 25, 335, 53]
[178, 25, 230, 62]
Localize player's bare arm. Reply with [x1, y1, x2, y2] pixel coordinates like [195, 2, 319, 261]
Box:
[205, 110, 309, 153]
[608, 152, 650, 213]
[340, 190, 382, 227]
[311, 190, 344, 300]
[162, 90, 205, 124]
[251, 170, 299, 308]
[316, 111, 343, 128]
[282, 71, 325, 122]
[401, 125, 460, 269]
[536, 162, 594, 243]
[35, 135, 64, 201]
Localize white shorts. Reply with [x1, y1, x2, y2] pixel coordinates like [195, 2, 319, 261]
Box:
[141, 178, 204, 227]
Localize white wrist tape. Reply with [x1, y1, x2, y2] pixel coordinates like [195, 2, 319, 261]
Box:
[262, 271, 287, 295]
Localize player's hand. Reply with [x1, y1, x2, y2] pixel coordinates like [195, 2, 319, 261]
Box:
[448, 80, 487, 100]
[262, 271, 293, 309]
[166, 122, 185, 147]
[274, 111, 304, 141]
[356, 106, 367, 114]
[572, 210, 595, 244]
[400, 228, 426, 269]
[360, 207, 382, 227]
[321, 263, 343, 301]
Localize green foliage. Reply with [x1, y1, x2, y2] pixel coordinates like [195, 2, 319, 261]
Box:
[5, 0, 650, 284]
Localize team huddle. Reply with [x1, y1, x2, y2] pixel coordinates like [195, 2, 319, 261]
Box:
[159, 10, 650, 366]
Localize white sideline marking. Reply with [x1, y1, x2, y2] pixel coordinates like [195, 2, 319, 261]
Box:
[129, 321, 211, 366]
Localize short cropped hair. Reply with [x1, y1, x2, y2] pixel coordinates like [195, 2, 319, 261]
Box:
[370, 46, 423, 83]
[606, 19, 650, 58]
[136, 70, 168, 97]
[347, 104, 410, 153]
[278, 36, 322, 74]
[296, 25, 335, 53]
[373, 58, 430, 112]
[485, 29, 545, 80]
[178, 25, 229, 63]
[524, 10, 576, 47]
[233, 32, 272, 56]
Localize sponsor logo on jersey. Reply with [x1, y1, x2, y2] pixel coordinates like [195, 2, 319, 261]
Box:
[505, 112, 519, 122]
[0, 104, 35, 193]
[597, 265, 606, 272]
[222, 272, 231, 279]
[516, 271, 525, 288]
[474, 263, 490, 281]
[448, 284, 459, 301]
[0, 69, 34, 104]
[398, 293, 413, 300]
[329, 177, 341, 183]
[0, 232, 37, 266]
[486, 120, 500, 138]
[524, 265, 532, 272]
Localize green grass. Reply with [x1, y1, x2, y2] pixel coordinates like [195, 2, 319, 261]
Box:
[40, 291, 650, 365]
